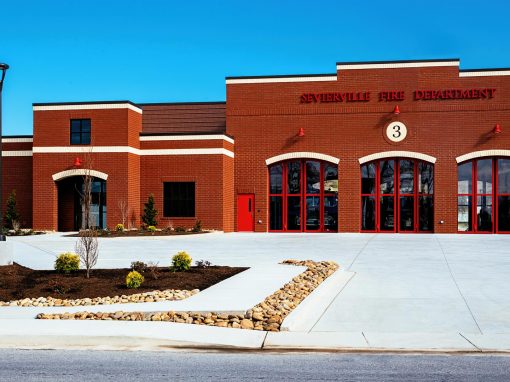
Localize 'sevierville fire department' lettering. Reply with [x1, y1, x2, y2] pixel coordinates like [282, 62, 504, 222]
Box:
[300, 92, 370, 103]
[413, 88, 496, 100]
[300, 88, 497, 103]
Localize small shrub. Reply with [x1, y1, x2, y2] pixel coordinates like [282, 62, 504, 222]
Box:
[191, 220, 202, 233]
[12, 220, 21, 232]
[171, 251, 192, 272]
[5, 190, 21, 229]
[174, 226, 185, 233]
[126, 271, 144, 289]
[131, 261, 147, 273]
[54, 252, 80, 274]
[147, 225, 156, 233]
[141, 194, 158, 227]
[195, 259, 212, 268]
[147, 261, 160, 280]
[115, 224, 125, 232]
[48, 280, 70, 295]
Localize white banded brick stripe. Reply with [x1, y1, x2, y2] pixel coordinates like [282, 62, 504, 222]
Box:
[2, 137, 33, 143]
[32, 146, 234, 158]
[140, 134, 234, 144]
[2, 150, 33, 157]
[142, 148, 234, 158]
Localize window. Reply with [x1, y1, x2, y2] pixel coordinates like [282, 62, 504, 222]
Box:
[70, 119, 91, 145]
[163, 182, 195, 217]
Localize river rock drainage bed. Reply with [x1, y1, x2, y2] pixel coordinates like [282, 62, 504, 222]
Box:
[37, 260, 339, 331]
[1, 289, 199, 307]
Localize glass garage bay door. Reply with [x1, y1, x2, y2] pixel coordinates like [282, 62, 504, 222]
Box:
[269, 160, 338, 232]
[361, 159, 434, 233]
[458, 158, 510, 233]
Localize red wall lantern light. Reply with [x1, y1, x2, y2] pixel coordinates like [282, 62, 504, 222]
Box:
[73, 157, 83, 167]
[297, 127, 305, 137]
[494, 123, 502, 134]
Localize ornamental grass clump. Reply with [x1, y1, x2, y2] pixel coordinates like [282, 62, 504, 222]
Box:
[131, 261, 147, 273]
[147, 225, 156, 233]
[54, 252, 80, 274]
[126, 271, 144, 289]
[171, 251, 192, 272]
[115, 224, 125, 232]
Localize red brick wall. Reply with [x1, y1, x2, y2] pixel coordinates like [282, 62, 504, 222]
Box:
[32, 107, 142, 231]
[2, 141, 33, 228]
[32, 152, 142, 230]
[227, 65, 510, 233]
[140, 154, 229, 232]
[33, 108, 133, 147]
[222, 155, 235, 232]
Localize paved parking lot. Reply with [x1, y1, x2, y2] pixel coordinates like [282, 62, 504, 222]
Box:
[9, 232, 510, 336]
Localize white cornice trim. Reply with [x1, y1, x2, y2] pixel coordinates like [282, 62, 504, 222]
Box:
[456, 150, 510, 163]
[265, 152, 340, 166]
[359, 151, 437, 164]
[33, 103, 142, 114]
[226, 76, 337, 84]
[2, 137, 33, 143]
[52, 169, 109, 181]
[140, 134, 234, 144]
[2, 150, 33, 157]
[459, 70, 510, 77]
[337, 61, 459, 70]
[32, 146, 234, 158]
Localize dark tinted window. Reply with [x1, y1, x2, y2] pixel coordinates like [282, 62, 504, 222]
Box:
[163, 182, 195, 217]
[70, 119, 91, 145]
[269, 164, 283, 194]
[361, 163, 376, 194]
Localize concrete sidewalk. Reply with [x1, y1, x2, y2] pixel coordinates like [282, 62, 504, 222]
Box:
[4, 232, 510, 352]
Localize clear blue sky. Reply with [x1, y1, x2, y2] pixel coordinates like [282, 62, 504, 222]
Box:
[1, 0, 509, 135]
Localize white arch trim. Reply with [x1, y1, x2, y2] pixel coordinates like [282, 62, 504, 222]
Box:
[52, 169, 109, 182]
[265, 152, 340, 166]
[358, 151, 437, 164]
[456, 150, 510, 163]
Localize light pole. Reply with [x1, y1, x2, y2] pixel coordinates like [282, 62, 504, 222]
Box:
[0, 63, 9, 242]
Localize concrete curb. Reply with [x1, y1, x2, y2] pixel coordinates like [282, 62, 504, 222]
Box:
[264, 331, 510, 353]
[1, 320, 510, 353]
[280, 269, 355, 332]
[0, 320, 266, 351]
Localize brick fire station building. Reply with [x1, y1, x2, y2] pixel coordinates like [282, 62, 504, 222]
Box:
[3, 59, 510, 233]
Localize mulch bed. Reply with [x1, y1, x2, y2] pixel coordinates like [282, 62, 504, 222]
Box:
[0, 263, 247, 301]
[64, 230, 208, 238]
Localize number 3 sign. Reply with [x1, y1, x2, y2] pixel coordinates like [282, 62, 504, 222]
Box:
[385, 121, 407, 142]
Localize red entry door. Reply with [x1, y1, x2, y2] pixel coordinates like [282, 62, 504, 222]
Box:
[237, 194, 255, 231]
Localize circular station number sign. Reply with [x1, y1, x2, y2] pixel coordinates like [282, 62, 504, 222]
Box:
[385, 121, 407, 143]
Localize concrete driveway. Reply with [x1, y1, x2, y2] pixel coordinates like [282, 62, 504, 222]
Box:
[8, 232, 510, 336]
